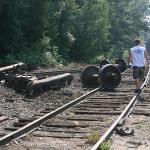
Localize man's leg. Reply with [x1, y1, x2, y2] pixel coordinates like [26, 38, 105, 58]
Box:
[135, 78, 140, 90]
[139, 67, 145, 88]
[139, 79, 143, 88]
[138, 67, 145, 100]
[138, 79, 144, 100]
[133, 67, 140, 92]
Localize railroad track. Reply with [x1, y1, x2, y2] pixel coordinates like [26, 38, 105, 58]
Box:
[0, 64, 149, 150]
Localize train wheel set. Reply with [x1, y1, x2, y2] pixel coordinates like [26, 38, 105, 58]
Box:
[80, 58, 126, 89]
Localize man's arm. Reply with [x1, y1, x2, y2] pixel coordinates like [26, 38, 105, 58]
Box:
[128, 51, 132, 66]
[144, 49, 149, 64]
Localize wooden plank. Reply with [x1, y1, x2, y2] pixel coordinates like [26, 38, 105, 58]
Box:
[0, 116, 8, 123]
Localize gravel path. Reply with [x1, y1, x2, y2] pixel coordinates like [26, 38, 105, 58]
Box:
[0, 67, 86, 133]
[111, 83, 150, 150]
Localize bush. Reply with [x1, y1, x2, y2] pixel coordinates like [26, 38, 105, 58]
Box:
[3, 36, 62, 67]
[87, 132, 100, 144]
[99, 141, 111, 150]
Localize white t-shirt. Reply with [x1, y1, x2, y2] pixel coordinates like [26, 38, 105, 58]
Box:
[130, 46, 146, 67]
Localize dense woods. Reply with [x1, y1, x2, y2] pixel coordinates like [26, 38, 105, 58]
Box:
[0, 0, 150, 66]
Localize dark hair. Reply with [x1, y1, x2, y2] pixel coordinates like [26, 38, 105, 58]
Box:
[134, 39, 141, 45]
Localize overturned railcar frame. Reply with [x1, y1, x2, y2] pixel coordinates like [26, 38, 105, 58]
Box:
[0, 63, 73, 96]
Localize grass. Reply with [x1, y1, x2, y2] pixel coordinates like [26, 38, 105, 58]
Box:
[87, 131, 100, 144]
[99, 141, 111, 150]
[135, 122, 150, 131]
[87, 132, 111, 150]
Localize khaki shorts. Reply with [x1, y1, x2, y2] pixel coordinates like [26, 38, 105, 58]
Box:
[133, 66, 145, 79]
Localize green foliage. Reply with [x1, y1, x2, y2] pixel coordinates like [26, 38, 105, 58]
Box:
[89, 54, 105, 64]
[107, 0, 150, 58]
[0, 0, 25, 55]
[70, 0, 110, 61]
[87, 132, 101, 144]
[99, 141, 111, 150]
[87, 132, 110, 150]
[122, 49, 129, 61]
[4, 53, 17, 64]
[145, 32, 150, 54]
[4, 36, 61, 66]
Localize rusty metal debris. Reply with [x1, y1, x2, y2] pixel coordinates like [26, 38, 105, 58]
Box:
[115, 126, 134, 136]
[0, 63, 73, 96]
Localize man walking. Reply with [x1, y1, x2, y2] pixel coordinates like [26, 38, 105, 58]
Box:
[128, 39, 149, 93]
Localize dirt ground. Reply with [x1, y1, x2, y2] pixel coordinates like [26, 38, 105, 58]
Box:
[0, 64, 150, 150]
[111, 114, 150, 150]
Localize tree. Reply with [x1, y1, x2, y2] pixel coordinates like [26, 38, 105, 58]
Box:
[0, 0, 24, 55]
[0, 0, 149, 64]
[107, 0, 150, 58]
[70, 0, 110, 62]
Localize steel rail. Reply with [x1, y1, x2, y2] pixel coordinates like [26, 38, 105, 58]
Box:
[91, 64, 150, 150]
[121, 68, 130, 75]
[0, 87, 99, 146]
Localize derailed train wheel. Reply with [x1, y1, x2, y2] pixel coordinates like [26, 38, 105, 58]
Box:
[100, 59, 110, 68]
[115, 58, 127, 73]
[99, 64, 121, 89]
[81, 65, 99, 87]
